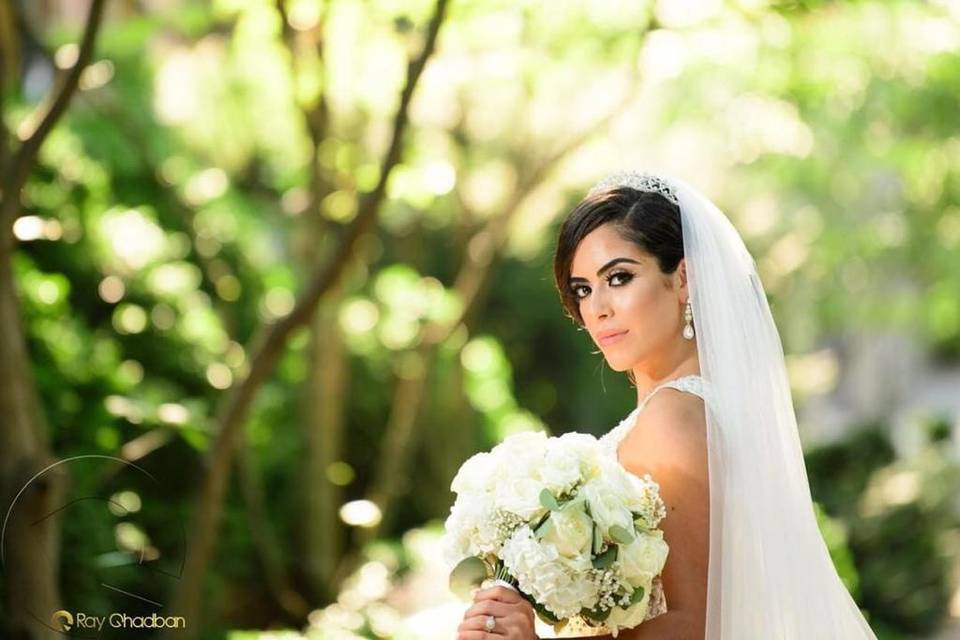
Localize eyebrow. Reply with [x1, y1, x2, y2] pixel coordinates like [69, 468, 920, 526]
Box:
[569, 257, 642, 284]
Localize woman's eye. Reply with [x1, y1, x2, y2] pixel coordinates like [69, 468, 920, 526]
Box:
[572, 272, 632, 300]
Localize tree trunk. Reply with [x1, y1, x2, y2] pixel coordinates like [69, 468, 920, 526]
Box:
[0, 242, 63, 640]
[303, 276, 348, 601]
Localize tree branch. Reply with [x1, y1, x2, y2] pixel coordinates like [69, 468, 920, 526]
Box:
[165, 0, 450, 633]
[346, 71, 645, 566]
[0, 0, 19, 178]
[1, 0, 107, 228]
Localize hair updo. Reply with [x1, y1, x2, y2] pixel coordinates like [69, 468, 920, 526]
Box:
[552, 186, 684, 329]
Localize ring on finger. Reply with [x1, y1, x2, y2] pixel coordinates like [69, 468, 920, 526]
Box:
[484, 614, 496, 632]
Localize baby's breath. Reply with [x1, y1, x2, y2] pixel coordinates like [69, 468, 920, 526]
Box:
[491, 509, 525, 545]
[585, 565, 628, 613]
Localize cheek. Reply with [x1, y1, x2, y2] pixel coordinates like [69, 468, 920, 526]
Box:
[618, 280, 663, 320]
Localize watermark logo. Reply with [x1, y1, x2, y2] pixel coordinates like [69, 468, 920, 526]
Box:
[51, 610, 74, 632]
[47, 611, 186, 631]
[2, 455, 187, 637]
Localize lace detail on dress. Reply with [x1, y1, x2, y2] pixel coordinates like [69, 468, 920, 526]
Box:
[598, 375, 708, 461]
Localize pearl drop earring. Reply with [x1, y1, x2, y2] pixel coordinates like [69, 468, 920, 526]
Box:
[683, 300, 695, 340]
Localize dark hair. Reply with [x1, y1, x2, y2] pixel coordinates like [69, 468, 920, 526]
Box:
[553, 186, 684, 329]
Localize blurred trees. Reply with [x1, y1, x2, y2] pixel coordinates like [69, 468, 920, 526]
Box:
[0, 0, 958, 638]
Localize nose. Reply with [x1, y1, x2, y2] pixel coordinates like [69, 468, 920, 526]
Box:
[585, 285, 612, 322]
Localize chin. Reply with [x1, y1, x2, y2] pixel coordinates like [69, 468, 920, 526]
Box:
[603, 355, 634, 372]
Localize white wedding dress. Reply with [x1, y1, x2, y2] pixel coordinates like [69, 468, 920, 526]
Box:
[537, 375, 708, 638]
[539, 171, 877, 638]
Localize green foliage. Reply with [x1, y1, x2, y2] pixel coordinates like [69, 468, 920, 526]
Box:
[5, 0, 959, 637]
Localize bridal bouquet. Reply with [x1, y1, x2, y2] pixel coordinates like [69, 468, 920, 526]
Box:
[443, 430, 669, 637]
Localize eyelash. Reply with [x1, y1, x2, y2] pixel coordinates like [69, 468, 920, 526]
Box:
[571, 270, 634, 300]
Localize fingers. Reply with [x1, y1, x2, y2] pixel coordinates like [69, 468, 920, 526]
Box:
[458, 612, 529, 639]
[471, 589, 534, 623]
[460, 589, 536, 640]
[473, 585, 524, 605]
[456, 632, 503, 640]
[463, 599, 514, 619]
[457, 613, 508, 636]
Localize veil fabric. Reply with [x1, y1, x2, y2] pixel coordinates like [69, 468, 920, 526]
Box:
[600, 173, 878, 638]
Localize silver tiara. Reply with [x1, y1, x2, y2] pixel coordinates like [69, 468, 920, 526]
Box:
[587, 171, 680, 206]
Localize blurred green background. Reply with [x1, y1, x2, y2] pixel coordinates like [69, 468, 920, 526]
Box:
[0, 0, 958, 638]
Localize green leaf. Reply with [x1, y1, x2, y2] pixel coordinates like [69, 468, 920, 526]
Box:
[560, 495, 585, 512]
[629, 585, 646, 605]
[539, 488, 560, 511]
[592, 544, 618, 569]
[609, 524, 634, 545]
[449, 556, 490, 599]
[581, 605, 612, 622]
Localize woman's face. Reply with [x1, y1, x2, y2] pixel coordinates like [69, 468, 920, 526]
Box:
[568, 223, 686, 372]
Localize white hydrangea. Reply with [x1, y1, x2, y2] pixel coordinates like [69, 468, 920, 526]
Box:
[500, 525, 599, 620]
[442, 428, 670, 637]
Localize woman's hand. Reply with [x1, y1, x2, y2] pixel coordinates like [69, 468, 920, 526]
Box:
[457, 586, 538, 639]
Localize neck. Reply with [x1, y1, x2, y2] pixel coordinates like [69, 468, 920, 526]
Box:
[631, 341, 700, 405]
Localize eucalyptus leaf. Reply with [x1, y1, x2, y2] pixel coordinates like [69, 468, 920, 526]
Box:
[592, 544, 618, 569]
[449, 556, 489, 599]
[539, 488, 560, 511]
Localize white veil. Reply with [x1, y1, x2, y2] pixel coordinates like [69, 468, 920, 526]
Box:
[595, 172, 878, 638]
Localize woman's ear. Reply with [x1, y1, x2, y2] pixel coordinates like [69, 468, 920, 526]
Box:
[677, 258, 689, 301]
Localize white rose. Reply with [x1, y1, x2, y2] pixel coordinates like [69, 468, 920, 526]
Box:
[451, 451, 498, 495]
[619, 530, 669, 583]
[541, 439, 583, 494]
[495, 431, 549, 477]
[581, 479, 633, 537]
[495, 476, 545, 520]
[540, 503, 593, 559]
[605, 588, 651, 637]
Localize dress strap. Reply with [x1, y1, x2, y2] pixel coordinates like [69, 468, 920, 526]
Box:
[638, 374, 706, 413]
[600, 375, 708, 461]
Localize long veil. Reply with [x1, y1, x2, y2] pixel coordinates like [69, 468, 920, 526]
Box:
[600, 172, 878, 638]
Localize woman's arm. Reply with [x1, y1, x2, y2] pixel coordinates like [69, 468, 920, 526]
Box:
[562, 609, 702, 639]
[615, 390, 710, 640]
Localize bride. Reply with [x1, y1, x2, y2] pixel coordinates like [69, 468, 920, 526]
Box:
[456, 172, 878, 639]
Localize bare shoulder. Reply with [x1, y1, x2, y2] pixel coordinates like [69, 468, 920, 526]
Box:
[618, 389, 709, 626]
[619, 389, 707, 471]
